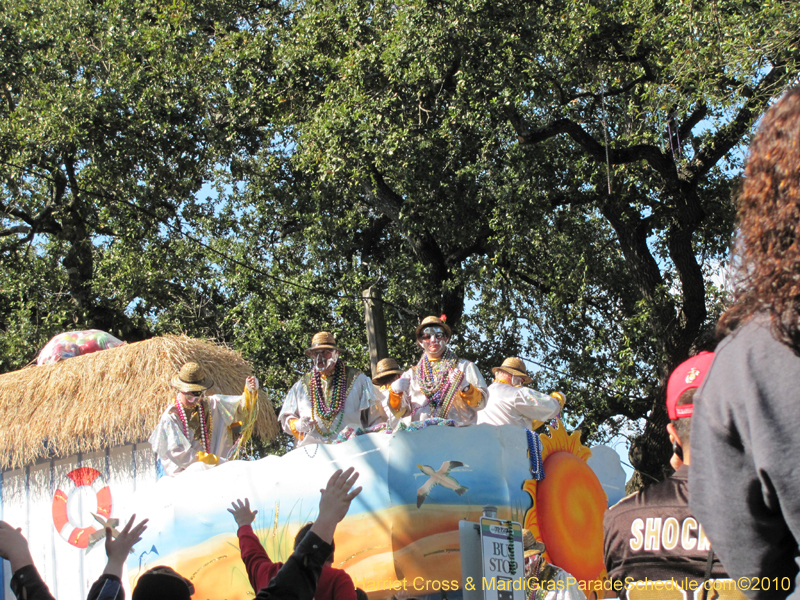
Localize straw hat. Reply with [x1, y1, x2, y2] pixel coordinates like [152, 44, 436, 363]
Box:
[415, 315, 452, 339]
[491, 357, 532, 384]
[522, 528, 546, 557]
[171, 361, 214, 393]
[372, 358, 404, 385]
[304, 331, 340, 357]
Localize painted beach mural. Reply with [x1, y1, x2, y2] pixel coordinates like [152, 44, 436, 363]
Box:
[127, 422, 620, 598]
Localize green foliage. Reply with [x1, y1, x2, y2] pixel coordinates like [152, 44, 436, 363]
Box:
[0, 0, 279, 337]
[237, 0, 799, 478]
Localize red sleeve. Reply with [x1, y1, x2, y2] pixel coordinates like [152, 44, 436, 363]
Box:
[317, 566, 357, 600]
[237, 524, 282, 592]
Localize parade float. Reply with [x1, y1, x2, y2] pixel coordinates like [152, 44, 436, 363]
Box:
[128, 420, 623, 600]
[0, 332, 624, 600]
[0, 335, 278, 600]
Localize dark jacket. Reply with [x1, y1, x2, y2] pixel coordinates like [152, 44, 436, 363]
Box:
[691, 317, 800, 599]
[238, 525, 356, 600]
[604, 465, 727, 598]
[10, 565, 56, 600]
[255, 530, 334, 600]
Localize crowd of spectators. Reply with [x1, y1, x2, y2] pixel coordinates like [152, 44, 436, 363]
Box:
[0, 468, 361, 600]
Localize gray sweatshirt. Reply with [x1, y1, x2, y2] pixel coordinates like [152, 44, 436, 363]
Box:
[690, 316, 800, 599]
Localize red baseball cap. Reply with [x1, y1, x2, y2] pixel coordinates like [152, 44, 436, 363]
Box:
[666, 351, 715, 419]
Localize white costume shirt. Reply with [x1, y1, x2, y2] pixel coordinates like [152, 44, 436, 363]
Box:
[394, 357, 488, 426]
[279, 366, 383, 446]
[149, 393, 249, 477]
[478, 381, 561, 428]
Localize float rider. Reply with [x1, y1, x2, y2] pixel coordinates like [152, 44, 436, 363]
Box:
[279, 332, 383, 446]
[371, 357, 405, 430]
[388, 315, 488, 426]
[149, 361, 258, 477]
[478, 357, 565, 430]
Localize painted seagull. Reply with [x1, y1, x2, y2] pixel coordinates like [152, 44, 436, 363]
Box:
[416, 461, 469, 508]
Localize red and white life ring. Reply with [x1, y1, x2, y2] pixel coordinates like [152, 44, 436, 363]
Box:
[51, 467, 112, 549]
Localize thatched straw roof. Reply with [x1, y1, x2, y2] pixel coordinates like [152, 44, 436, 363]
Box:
[0, 335, 279, 470]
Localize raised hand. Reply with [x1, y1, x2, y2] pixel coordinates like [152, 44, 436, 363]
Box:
[103, 514, 148, 577]
[228, 498, 258, 527]
[0, 521, 33, 572]
[311, 467, 361, 544]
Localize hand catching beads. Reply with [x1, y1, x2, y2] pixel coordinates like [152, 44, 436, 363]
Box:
[246, 376, 259, 392]
[295, 416, 316, 434]
[391, 377, 410, 393]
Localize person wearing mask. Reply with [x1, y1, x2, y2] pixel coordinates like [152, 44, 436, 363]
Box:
[388, 315, 487, 425]
[279, 332, 383, 446]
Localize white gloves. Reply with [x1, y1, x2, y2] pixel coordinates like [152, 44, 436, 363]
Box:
[246, 376, 259, 392]
[391, 378, 411, 393]
[295, 416, 316, 433]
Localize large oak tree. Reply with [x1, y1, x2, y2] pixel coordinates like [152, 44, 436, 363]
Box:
[224, 0, 800, 479]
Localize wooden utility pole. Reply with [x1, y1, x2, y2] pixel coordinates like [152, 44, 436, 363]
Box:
[363, 287, 388, 378]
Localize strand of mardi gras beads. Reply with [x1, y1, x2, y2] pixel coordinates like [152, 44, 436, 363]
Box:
[414, 349, 458, 396]
[310, 392, 346, 438]
[430, 369, 464, 418]
[506, 519, 518, 576]
[412, 349, 463, 417]
[175, 397, 211, 454]
[526, 428, 545, 481]
[310, 360, 347, 422]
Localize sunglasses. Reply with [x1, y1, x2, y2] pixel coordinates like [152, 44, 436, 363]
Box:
[183, 390, 203, 397]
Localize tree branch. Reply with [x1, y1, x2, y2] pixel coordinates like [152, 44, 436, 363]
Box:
[687, 62, 788, 182]
[565, 72, 655, 104]
[0, 225, 31, 237]
[679, 103, 708, 141]
[362, 164, 449, 278]
[446, 223, 492, 266]
[512, 115, 675, 176]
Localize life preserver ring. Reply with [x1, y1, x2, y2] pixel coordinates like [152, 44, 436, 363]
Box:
[51, 467, 112, 549]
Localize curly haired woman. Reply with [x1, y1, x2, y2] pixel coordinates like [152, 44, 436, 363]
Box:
[690, 87, 800, 599]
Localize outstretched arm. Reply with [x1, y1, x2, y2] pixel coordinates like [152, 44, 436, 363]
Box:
[311, 467, 361, 544]
[230, 498, 280, 592]
[255, 468, 361, 600]
[0, 522, 56, 600]
[516, 389, 563, 425]
[86, 515, 148, 600]
[102, 515, 148, 578]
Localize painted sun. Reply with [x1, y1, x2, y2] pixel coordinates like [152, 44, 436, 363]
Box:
[523, 421, 609, 586]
